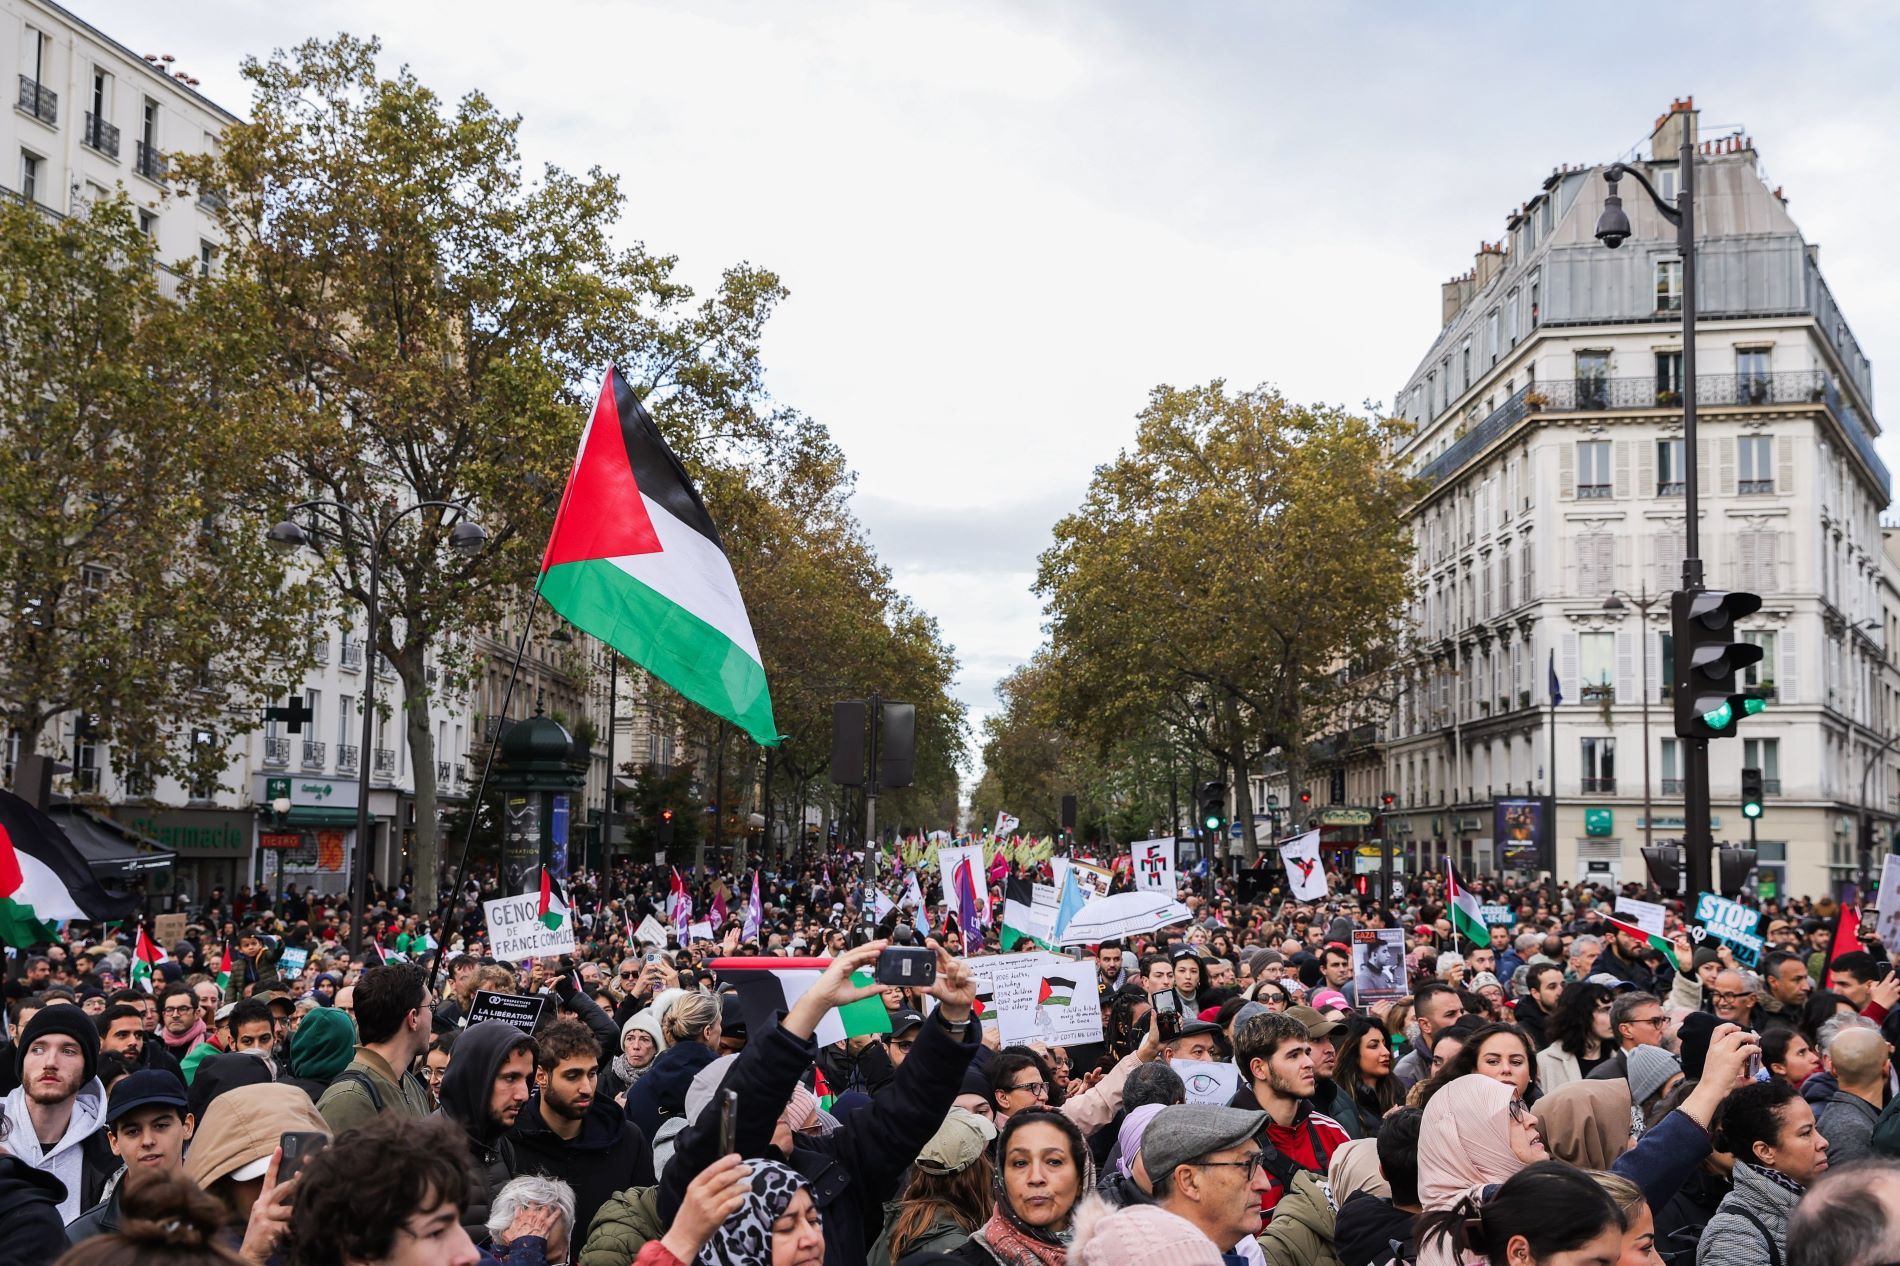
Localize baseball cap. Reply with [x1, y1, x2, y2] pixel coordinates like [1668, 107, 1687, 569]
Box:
[1586, 972, 1639, 992]
[915, 1106, 996, 1174]
[886, 1008, 925, 1038]
[1286, 1004, 1346, 1040]
[107, 1068, 191, 1126]
[1310, 989, 1351, 1013]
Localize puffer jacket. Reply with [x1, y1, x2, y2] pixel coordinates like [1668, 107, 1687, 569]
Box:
[435, 1020, 534, 1244]
[868, 1206, 972, 1266]
[1257, 1168, 1342, 1266]
[577, 1185, 663, 1266]
[1697, 1163, 1799, 1266]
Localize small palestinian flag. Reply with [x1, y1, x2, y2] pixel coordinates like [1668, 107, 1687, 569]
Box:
[1605, 916, 1683, 974]
[712, 957, 891, 1048]
[131, 926, 168, 992]
[813, 1065, 836, 1113]
[538, 869, 568, 933]
[1445, 861, 1489, 947]
[215, 944, 231, 993]
[1038, 974, 1077, 1007]
[973, 985, 994, 1018]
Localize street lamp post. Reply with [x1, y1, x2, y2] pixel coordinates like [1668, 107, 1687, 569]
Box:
[268, 500, 486, 956]
[1604, 586, 1661, 857]
[1595, 133, 1712, 892]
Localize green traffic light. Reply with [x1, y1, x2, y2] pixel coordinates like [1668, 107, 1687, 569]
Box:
[1700, 700, 1733, 730]
[1743, 801, 1763, 819]
[1203, 814, 1221, 831]
[1743, 696, 1767, 717]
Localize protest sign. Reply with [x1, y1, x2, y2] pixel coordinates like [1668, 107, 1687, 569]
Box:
[1351, 928, 1407, 1004]
[634, 915, 669, 947]
[1480, 905, 1516, 927]
[968, 952, 1102, 1047]
[1878, 856, 1900, 948]
[687, 921, 714, 943]
[937, 845, 990, 923]
[1132, 837, 1177, 894]
[1693, 891, 1764, 966]
[1614, 896, 1666, 937]
[465, 989, 547, 1034]
[153, 914, 187, 948]
[277, 946, 310, 980]
[1055, 858, 1114, 902]
[993, 812, 1020, 838]
[1279, 830, 1328, 902]
[1173, 1058, 1239, 1105]
[484, 890, 577, 961]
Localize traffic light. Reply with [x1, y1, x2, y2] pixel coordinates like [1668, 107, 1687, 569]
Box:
[1380, 791, 1396, 809]
[1198, 782, 1227, 835]
[657, 807, 675, 847]
[1717, 846, 1759, 899]
[1671, 590, 1767, 738]
[1641, 842, 1685, 896]
[1299, 790, 1312, 805]
[1741, 767, 1764, 820]
[1352, 874, 1370, 896]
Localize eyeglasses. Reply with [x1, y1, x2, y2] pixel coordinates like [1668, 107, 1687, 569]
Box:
[1709, 990, 1752, 1002]
[1508, 1099, 1537, 1126]
[888, 1037, 915, 1052]
[1006, 1080, 1049, 1097]
[162, 1004, 197, 1015]
[1626, 1015, 1669, 1029]
[1194, 1150, 1269, 1178]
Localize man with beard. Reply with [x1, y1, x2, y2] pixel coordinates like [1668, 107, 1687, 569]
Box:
[154, 984, 207, 1063]
[0, 1007, 115, 1222]
[436, 1018, 537, 1242]
[508, 1018, 654, 1238]
[1229, 1010, 1348, 1218]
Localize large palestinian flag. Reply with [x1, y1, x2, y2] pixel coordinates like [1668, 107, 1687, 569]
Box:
[712, 957, 892, 1048]
[0, 788, 137, 945]
[538, 368, 777, 745]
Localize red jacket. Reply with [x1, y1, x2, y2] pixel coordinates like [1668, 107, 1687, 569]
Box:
[1230, 1086, 1350, 1215]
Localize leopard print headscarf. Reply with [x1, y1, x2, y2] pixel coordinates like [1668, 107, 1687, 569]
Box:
[696, 1160, 814, 1266]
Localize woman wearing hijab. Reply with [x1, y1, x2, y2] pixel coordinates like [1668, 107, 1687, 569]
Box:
[635, 1155, 823, 1266]
[1418, 1074, 1544, 1219]
[1097, 1102, 1166, 1208]
[1533, 1080, 1637, 1171]
[951, 1108, 1093, 1266]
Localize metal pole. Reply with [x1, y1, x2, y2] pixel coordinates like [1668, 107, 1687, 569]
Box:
[1639, 587, 1653, 857]
[1677, 132, 1716, 900]
[350, 542, 381, 958]
[601, 655, 617, 882]
[863, 695, 881, 887]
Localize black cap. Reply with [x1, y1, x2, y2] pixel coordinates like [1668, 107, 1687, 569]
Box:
[886, 1008, 925, 1037]
[1164, 1018, 1227, 1047]
[1677, 1011, 1719, 1080]
[17, 1004, 100, 1087]
[106, 1068, 189, 1125]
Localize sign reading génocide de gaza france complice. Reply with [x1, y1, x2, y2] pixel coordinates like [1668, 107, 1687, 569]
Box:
[484, 891, 577, 962]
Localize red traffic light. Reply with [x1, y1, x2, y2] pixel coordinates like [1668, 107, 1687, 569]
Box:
[1352, 874, 1369, 896]
[661, 809, 673, 822]
[1299, 791, 1312, 804]
[1380, 792, 1395, 808]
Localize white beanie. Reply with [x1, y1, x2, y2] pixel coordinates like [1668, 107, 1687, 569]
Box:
[620, 1008, 664, 1051]
[1071, 1196, 1224, 1266]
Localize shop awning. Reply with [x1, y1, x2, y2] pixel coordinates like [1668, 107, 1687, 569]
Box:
[44, 806, 176, 875]
[284, 806, 358, 825]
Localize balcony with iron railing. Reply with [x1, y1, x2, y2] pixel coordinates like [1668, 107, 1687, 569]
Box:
[1582, 777, 1617, 794]
[302, 740, 326, 770]
[309, 635, 331, 665]
[134, 140, 166, 184]
[1661, 778, 1683, 795]
[336, 744, 359, 773]
[16, 76, 56, 124]
[1417, 370, 1888, 495]
[339, 642, 364, 671]
[455, 761, 469, 785]
[373, 747, 396, 777]
[82, 112, 119, 158]
[437, 761, 451, 783]
[264, 737, 291, 767]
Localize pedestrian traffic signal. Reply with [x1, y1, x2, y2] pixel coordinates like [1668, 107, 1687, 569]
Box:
[1671, 590, 1766, 738]
[1380, 791, 1395, 809]
[1741, 766, 1764, 820]
[1717, 846, 1758, 899]
[1352, 874, 1369, 897]
[1198, 782, 1227, 834]
[1641, 842, 1685, 896]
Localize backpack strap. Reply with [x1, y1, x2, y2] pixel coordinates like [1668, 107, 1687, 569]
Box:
[1729, 1208, 1784, 1266]
[333, 1067, 386, 1112]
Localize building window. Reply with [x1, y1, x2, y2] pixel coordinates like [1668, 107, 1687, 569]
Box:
[1744, 737, 1780, 794]
[199, 240, 215, 276]
[137, 209, 156, 237]
[1739, 435, 1773, 494]
[1657, 165, 1679, 204]
[1661, 739, 1680, 795]
[1737, 348, 1771, 400]
[1461, 337, 1472, 391]
[1577, 533, 1615, 596]
[1576, 351, 1611, 409]
[20, 149, 45, 204]
[1656, 259, 1682, 312]
[1529, 272, 1541, 329]
[1657, 438, 1685, 496]
[1743, 631, 1776, 693]
[1580, 632, 1615, 703]
[1581, 737, 1617, 793]
[1578, 440, 1612, 498]
[1656, 351, 1683, 402]
[1660, 631, 1674, 701]
[1540, 198, 1554, 235]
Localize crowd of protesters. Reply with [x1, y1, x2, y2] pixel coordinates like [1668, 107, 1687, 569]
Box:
[6, 854, 1900, 1266]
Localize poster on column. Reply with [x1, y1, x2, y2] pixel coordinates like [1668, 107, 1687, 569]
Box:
[966, 952, 1103, 1047]
[1875, 855, 1900, 948]
[937, 845, 990, 924]
[1132, 838, 1178, 894]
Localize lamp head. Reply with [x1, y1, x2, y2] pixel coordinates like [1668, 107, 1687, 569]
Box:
[272, 796, 291, 815]
[266, 520, 310, 556]
[447, 519, 488, 556]
[1595, 167, 1631, 248]
[1602, 594, 1626, 612]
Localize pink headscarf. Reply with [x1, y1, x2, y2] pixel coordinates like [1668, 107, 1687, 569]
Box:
[1417, 1073, 1528, 1210]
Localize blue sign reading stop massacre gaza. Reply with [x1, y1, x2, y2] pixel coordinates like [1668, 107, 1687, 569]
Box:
[1693, 891, 1764, 966]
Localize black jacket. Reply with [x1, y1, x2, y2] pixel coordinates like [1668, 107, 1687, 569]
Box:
[624, 1041, 717, 1142]
[0, 1154, 70, 1266]
[1513, 995, 1551, 1049]
[435, 1019, 535, 1243]
[508, 1092, 655, 1242]
[658, 1008, 980, 1266]
[64, 1165, 123, 1244]
[1334, 1191, 1416, 1266]
[1651, 1166, 1729, 1265]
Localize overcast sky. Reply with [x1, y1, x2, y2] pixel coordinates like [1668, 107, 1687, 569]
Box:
[95, 1, 1900, 768]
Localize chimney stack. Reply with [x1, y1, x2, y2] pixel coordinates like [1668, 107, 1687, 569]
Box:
[1650, 95, 1698, 161]
[1473, 240, 1504, 292]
